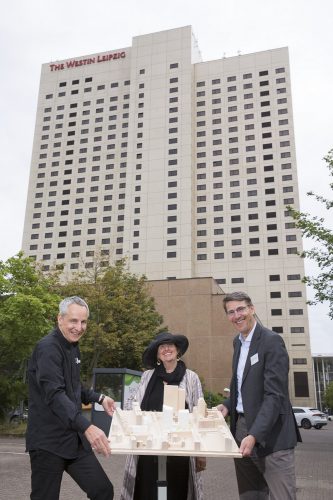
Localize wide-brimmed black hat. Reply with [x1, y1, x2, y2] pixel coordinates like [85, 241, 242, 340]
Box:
[142, 331, 189, 368]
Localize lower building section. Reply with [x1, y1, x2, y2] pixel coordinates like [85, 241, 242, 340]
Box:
[148, 277, 315, 406]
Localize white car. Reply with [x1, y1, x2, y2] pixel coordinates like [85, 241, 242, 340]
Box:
[293, 407, 327, 430]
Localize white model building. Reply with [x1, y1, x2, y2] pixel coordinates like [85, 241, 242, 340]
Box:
[108, 389, 241, 457]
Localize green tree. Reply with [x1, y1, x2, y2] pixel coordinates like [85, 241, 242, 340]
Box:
[61, 258, 164, 384]
[289, 150, 333, 319]
[0, 253, 61, 419]
[323, 381, 333, 412]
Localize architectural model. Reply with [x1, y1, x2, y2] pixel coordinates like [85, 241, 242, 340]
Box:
[108, 386, 241, 458]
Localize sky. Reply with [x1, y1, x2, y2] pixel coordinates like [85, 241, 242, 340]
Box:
[0, 0, 332, 354]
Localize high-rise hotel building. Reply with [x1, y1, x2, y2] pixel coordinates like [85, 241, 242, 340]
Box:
[22, 26, 314, 403]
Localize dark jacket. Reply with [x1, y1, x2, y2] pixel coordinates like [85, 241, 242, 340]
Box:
[26, 327, 100, 459]
[224, 323, 301, 457]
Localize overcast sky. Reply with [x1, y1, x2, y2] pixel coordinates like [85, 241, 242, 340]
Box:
[0, 0, 332, 354]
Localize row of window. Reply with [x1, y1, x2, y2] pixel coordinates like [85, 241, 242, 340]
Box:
[196, 185, 293, 196]
[196, 119, 288, 133]
[31, 210, 295, 226]
[271, 291, 302, 298]
[39, 133, 290, 149]
[38, 116, 289, 153]
[196, 78, 286, 96]
[274, 328, 305, 334]
[196, 95, 287, 110]
[196, 68, 285, 88]
[195, 203, 294, 214]
[196, 109, 289, 121]
[29, 241, 299, 258]
[46, 69, 180, 100]
[39, 121, 289, 147]
[196, 134, 290, 145]
[195, 223, 295, 235]
[33, 171, 293, 197]
[46, 65, 283, 100]
[30, 215, 295, 236]
[218, 274, 302, 282]
[195, 149, 291, 160]
[196, 235, 297, 244]
[31, 216, 296, 233]
[195, 248, 298, 259]
[53, 62, 180, 91]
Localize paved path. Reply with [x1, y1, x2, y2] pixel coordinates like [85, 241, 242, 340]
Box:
[1, 422, 333, 499]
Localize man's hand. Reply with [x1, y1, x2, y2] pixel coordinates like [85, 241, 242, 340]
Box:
[101, 396, 116, 417]
[216, 403, 229, 418]
[239, 434, 256, 457]
[84, 424, 111, 457]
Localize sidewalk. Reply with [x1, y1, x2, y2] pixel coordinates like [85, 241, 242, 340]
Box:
[1, 423, 333, 499]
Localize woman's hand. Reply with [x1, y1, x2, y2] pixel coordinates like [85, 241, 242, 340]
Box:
[195, 456, 206, 472]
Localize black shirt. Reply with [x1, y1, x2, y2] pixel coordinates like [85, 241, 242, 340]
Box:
[26, 327, 100, 458]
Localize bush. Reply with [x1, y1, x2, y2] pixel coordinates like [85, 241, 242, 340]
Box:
[204, 389, 225, 408]
[0, 421, 27, 436]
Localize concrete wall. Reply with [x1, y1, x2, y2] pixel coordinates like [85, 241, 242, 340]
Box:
[148, 277, 235, 394]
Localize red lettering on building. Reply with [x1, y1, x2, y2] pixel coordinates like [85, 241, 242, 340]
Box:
[66, 57, 96, 68]
[49, 52, 126, 71]
[50, 63, 65, 72]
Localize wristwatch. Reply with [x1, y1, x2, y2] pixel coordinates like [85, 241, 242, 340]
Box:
[99, 394, 106, 404]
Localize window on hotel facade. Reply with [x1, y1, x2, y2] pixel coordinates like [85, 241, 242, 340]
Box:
[291, 327, 304, 333]
[231, 277, 244, 284]
[293, 358, 307, 365]
[289, 309, 303, 315]
[294, 372, 309, 398]
[250, 250, 260, 256]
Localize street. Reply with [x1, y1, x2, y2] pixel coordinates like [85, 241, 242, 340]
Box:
[1, 422, 333, 499]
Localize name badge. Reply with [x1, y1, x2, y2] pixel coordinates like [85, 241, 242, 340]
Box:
[250, 353, 259, 366]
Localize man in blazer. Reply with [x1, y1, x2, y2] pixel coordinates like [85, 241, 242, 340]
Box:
[218, 291, 301, 500]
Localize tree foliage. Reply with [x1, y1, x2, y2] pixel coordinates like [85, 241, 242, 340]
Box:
[289, 150, 333, 319]
[0, 253, 164, 417]
[0, 253, 61, 418]
[323, 381, 333, 412]
[59, 258, 164, 384]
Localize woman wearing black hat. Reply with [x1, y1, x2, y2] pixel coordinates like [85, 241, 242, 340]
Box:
[120, 332, 205, 500]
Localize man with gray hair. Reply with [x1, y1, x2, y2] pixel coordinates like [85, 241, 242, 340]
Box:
[26, 296, 115, 499]
[218, 291, 301, 500]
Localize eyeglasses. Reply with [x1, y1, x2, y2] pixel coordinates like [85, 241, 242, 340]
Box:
[226, 305, 249, 317]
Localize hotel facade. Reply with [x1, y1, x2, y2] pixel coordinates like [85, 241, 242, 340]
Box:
[22, 26, 314, 404]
